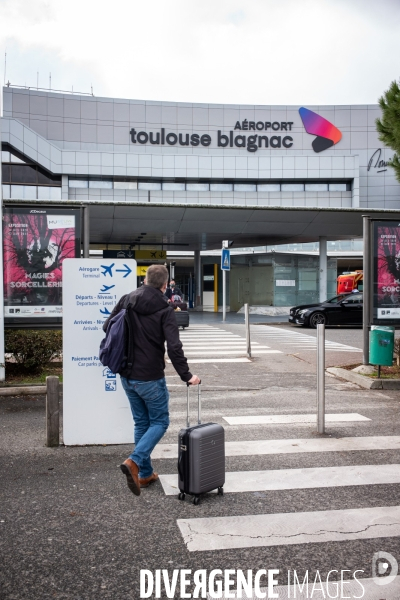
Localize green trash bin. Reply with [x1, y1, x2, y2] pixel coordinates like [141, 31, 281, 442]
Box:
[369, 326, 395, 366]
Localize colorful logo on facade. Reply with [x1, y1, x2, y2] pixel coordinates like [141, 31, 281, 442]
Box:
[299, 107, 342, 153]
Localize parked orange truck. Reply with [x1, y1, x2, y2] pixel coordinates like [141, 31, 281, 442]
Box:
[337, 270, 363, 294]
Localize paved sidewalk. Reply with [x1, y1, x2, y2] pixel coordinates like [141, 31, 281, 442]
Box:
[1, 320, 400, 599]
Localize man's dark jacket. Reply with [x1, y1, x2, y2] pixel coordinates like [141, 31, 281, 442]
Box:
[103, 285, 192, 383]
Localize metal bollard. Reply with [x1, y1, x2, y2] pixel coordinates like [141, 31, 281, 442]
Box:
[245, 303, 251, 358]
[316, 324, 325, 434]
[46, 376, 60, 447]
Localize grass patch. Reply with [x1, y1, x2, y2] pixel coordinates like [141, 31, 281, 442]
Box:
[1, 362, 63, 386]
[340, 362, 400, 379]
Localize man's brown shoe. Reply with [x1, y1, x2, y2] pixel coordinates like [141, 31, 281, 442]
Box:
[120, 459, 141, 496]
[139, 472, 159, 488]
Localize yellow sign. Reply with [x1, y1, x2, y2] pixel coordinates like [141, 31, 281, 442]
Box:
[135, 250, 166, 260]
[137, 266, 149, 276]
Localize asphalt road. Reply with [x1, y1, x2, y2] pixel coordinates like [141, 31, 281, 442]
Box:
[1, 319, 400, 599]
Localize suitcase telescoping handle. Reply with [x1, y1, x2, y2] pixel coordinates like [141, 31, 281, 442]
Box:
[186, 381, 201, 428]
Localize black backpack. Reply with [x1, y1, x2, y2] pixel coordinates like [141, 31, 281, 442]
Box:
[99, 304, 134, 374]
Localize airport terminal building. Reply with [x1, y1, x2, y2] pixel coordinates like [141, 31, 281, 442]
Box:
[1, 86, 400, 317]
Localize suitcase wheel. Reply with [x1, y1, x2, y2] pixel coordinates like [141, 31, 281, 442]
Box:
[178, 492, 186, 501]
[218, 487, 224, 496]
[193, 496, 200, 506]
[182, 327, 186, 330]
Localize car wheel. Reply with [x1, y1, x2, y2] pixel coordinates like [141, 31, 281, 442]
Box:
[309, 312, 326, 328]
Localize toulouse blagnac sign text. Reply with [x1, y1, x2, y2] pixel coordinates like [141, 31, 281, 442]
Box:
[130, 120, 294, 153]
[129, 108, 343, 154]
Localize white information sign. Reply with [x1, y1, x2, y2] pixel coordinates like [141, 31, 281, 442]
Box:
[276, 280, 296, 287]
[63, 258, 137, 445]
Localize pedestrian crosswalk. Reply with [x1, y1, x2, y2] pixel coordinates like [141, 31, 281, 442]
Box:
[154, 397, 399, 580]
[161, 323, 397, 591]
[166, 324, 283, 363]
[251, 325, 362, 352]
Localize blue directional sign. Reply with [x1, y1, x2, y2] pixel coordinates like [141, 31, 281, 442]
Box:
[221, 248, 231, 271]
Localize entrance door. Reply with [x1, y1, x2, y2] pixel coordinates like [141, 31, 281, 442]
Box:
[230, 266, 250, 312]
[203, 264, 216, 311]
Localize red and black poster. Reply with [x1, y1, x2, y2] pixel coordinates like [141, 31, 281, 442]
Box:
[3, 207, 81, 320]
[373, 219, 400, 323]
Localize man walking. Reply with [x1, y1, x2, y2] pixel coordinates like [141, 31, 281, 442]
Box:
[103, 264, 200, 496]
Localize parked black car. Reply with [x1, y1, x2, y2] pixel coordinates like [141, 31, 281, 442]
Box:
[289, 292, 363, 328]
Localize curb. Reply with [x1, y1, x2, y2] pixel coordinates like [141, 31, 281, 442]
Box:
[327, 367, 400, 390]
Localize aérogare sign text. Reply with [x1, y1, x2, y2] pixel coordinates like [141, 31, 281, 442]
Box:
[129, 120, 294, 153]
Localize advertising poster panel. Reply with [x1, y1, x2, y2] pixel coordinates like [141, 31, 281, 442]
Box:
[373, 219, 400, 323]
[3, 207, 80, 321]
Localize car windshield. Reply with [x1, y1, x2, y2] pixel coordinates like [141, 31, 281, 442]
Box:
[325, 294, 351, 304]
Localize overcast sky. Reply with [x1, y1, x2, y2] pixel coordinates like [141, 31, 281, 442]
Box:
[1, 0, 400, 106]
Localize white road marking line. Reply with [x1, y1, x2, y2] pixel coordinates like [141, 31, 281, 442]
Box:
[177, 505, 400, 552]
[151, 435, 400, 460]
[223, 413, 370, 425]
[183, 350, 282, 355]
[252, 325, 362, 351]
[181, 346, 270, 350]
[160, 464, 400, 495]
[167, 358, 251, 364]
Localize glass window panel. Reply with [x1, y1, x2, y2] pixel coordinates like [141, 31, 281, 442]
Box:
[114, 181, 138, 190]
[10, 165, 37, 184]
[281, 183, 305, 192]
[2, 185, 10, 199]
[329, 183, 347, 191]
[49, 187, 62, 200]
[162, 182, 185, 191]
[234, 184, 257, 192]
[210, 183, 233, 192]
[11, 185, 23, 199]
[37, 186, 50, 199]
[69, 179, 88, 188]
[298, 269, 317, 291]
[2, 164, 10, 183]
[9, 153, 25, 164]
[186, 183, 209, 191]
[23, 186, 37, 200]
[257, 184, 280, 192]
[89, 180, 113, 189]
[138, 182, 162, 191]
[37, 169, 61, 186]
[305, 183, 328, 192]
[2, 151, 10, 162]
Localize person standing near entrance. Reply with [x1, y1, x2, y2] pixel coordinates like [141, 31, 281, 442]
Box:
[165, 279, 183, 301]
[103, 264, 200, 496]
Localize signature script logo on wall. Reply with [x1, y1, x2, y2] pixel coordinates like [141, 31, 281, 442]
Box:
[299, 107, 342, 153]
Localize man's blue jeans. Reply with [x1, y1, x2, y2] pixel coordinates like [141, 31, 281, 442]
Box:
[120, 377, 170, 479]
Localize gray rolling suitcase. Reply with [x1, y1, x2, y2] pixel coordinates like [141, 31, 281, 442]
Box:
[178, 383, 225, 505]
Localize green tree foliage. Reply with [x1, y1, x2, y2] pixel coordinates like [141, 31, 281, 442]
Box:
[5, 329, 62, 373]
[376, 80, 400, 182]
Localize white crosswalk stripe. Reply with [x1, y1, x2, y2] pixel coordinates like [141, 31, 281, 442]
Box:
[160, 464, 400, 495]
[177, 506, 400, 551]
[251, 325, 362, 352]
[223, 413, 370, 425]
[152, 435, 400, 459]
